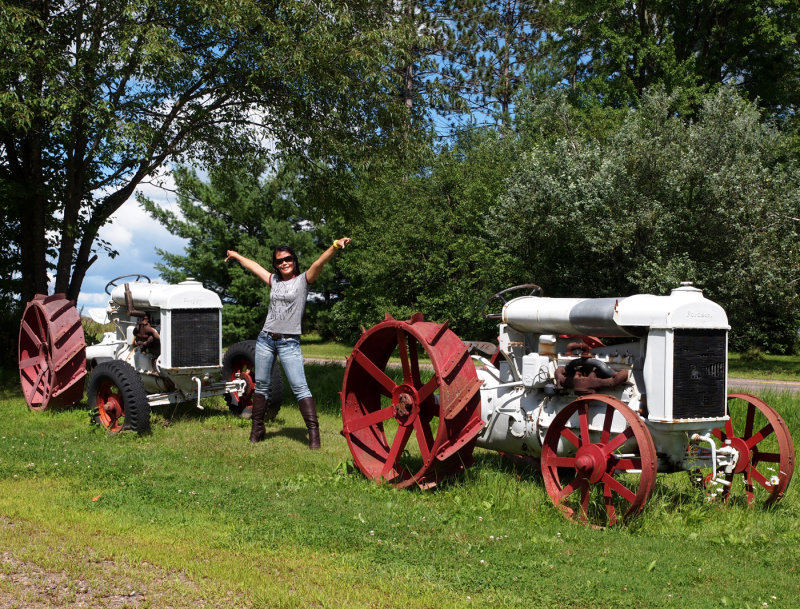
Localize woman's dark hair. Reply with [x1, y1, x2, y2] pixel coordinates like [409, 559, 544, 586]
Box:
[272, 245, 301, 274]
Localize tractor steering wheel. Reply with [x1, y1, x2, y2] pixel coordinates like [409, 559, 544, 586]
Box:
[480, 283, 543, 320]
[104, 274, 151, 295]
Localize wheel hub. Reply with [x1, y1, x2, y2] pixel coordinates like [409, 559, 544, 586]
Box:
[393, 384, 419, 425]
[574, 444, 607, 483]
[728, 437, 751, 474]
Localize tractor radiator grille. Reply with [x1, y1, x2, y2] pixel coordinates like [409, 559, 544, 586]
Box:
[170, 309, 220, 367]
[672, 329, 726, 419]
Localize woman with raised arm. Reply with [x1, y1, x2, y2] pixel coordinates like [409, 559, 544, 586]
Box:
[225, 237, 351, 448]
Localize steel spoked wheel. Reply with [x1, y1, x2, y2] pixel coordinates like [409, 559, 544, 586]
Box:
[705, 393, 795, 506]
[18, 294, 87, 411]
[341, 314, 484, 489]
[88, 360, 150, 434]
[541, 395, 657, 527]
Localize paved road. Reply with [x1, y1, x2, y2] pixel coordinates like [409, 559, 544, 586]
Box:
[308, 357, 800, 394]
[728, 377, 800, 394]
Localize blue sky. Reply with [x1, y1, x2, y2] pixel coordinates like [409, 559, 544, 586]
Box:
[76, 177, 187, 318]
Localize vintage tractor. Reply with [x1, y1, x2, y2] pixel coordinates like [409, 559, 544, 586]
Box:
[18, 275, 281, 432]
[340, 283, 795, 526]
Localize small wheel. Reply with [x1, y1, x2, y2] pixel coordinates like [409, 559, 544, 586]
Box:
[222, 340, 283, 419]
[480, 283, 543, 320]
[541, 395, 657, 527]
[341, 314, 484, 489]
[18, 294, 87, 410]
[104, 274, 151, 295]
[702, 393, 795, 506]
[88, 360, 150, 433]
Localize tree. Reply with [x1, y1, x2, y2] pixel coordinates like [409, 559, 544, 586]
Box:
[543, 0, 800, 114]
[329, 129, 521, 343]
[0, 0, 406, 303]
[140, 158, 346, 345]
[493, 87, 800, 352]
[440, 0, 547, 126]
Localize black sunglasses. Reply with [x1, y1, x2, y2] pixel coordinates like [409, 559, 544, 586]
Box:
[275, 256, 293, 265]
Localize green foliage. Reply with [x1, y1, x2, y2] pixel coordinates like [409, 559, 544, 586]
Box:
[439, 0, 547, 126]
[329, 130, 520, 343]
[541, 0, 800, 115]
[140, 158, 347, 344]
[0, 0, 412, 302]
[494, 87, 800, 352]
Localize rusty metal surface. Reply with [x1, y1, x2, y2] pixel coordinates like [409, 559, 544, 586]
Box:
[18, 294, 87, 410]
[340, 314, 484, 489]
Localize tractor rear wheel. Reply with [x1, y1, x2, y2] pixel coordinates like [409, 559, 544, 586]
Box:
[341, 314, 484, 489]
[222, 340, 283, 419]
[18, 294, 87, 410]
[541, 395, 657, 527]
[88, 360, 150, 434]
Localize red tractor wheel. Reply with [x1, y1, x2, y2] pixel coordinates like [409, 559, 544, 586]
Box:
[341, 314, 484, 489]
[18, 294, 87, 411]
[703, 393, 795, 506]
[541, 395, 658, 527]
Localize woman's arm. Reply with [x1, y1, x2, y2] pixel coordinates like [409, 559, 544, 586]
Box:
[305, 237, 351, 285]
[225, 250, 272, 285]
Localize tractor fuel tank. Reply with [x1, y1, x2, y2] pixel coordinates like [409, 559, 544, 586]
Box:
[502, 284, 729, 337]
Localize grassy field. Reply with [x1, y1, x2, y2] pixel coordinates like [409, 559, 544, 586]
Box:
[2, 360, 799, 609]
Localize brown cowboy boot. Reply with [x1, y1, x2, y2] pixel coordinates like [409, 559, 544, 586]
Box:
[249, 393, 267, 443]
[297, 397, 321, 449]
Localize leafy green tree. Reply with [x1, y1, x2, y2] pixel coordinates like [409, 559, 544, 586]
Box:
[543, 0, 800, 114]
[140, 159, 345, 345]
[0, 0, 407, 303]
[330, 129, 521, 343]
[440, 0, 547, 126]
[494, 87, 800, 352]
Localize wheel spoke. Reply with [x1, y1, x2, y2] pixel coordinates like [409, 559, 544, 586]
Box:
[555, 477, 586, 503]
[18, 355, 43, 369]
[380, 424, 412, 479]
[748, 465, 774, 492]
[604, 426, 634, 455]
[600, 406, 613, 444]
[753, 451, 781, 464]
[744, 403, 755, 439]
[417, 375, 439, 403]
[412, 417, 434, 463]
[396, 329, 413, 385]
[602, 473, 637, 504]
[549, 456, 576, 469]
[30, 365, 48, 401]
[560, 427, 581, 450]
[578, 403, 589, 440]
[345, 405, 396, 434]
[20, 319, 43, 349]
[612, 457, 641, 471]
[745, 423, 774, 450]
[604, 483, 618, 525]
[352, 349, 397, 396]
[408, 336, 422, 387]
[579, 483, 590, 521]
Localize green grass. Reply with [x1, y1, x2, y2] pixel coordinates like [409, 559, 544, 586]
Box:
[2, 366, 800, 608]
[728, 353, 800, 381]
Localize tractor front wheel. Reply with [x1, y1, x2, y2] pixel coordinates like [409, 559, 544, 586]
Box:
[541, 395, 657, 527]
[88, 360, 150, 434]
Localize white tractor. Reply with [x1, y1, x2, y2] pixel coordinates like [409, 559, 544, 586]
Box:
[339, 283, 795, 526]
[18, 275, 281, 432]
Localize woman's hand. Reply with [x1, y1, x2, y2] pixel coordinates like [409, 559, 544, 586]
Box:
[333, 237, 352, 250]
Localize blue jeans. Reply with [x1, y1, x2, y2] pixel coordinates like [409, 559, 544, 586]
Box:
[254, 331, 312, 401]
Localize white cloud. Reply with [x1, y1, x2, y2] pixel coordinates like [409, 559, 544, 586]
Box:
[77, 173, 187, 311]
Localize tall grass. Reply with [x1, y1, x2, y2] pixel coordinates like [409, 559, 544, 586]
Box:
[1, 365, 799, 608]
